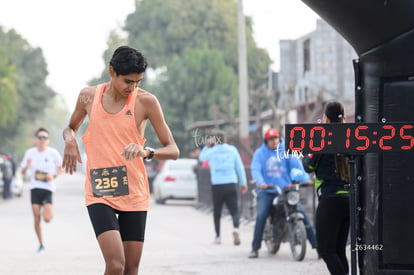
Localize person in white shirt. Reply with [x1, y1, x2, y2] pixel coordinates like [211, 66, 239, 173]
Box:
[21, 128, 63, 253]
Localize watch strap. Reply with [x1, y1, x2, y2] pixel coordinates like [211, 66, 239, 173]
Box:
[144, 147, 154, 160]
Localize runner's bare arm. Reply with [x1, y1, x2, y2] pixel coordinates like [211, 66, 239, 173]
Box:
[63, 87, 93, 174]
[145, 94, 179, 160]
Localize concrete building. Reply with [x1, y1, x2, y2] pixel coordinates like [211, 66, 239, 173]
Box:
[278, 19, 358, 123]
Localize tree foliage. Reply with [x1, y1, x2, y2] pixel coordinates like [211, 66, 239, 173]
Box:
[89, 30, 127, 86]
[0, 27, 56, 153]
[0, 47, 17, 127]
[124, 0, 271, 89]
[149, 46, 238, 154]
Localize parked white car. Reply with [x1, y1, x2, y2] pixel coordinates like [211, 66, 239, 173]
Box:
[152, 158, 198, 204]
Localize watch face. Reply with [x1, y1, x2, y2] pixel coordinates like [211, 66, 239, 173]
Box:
[285, 122, 414, 154]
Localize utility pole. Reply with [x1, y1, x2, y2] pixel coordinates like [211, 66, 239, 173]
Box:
[237, 0, 250, 163]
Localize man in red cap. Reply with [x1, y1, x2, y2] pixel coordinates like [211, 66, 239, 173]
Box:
[264, 128, 280, 143]
[248, 128, 317, 258]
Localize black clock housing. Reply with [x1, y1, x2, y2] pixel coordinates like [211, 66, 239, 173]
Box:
[285, 123, 414, 154]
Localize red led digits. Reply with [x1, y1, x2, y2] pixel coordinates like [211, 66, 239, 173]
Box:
[290, 126, 305, 151]
[378, 125, 395, 150]
[400, 125, 414, 150]
[346, 128, 351, 149]
[309, 126, 325, 151]
[355, 125, 369, 151]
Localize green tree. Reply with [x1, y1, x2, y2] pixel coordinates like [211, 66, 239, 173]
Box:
[149, 46, 238, 155]
[89, 30, 127, 86]
[124, 0, 270, 89]
[12, 95, 69, 158]
[0, 27, 56, 153]
[0, 47, 17, 127]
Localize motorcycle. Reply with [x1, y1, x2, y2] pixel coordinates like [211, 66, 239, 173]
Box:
[254, 168, 308, 261]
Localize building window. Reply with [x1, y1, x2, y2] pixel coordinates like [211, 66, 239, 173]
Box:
[303, 39, 311, 73]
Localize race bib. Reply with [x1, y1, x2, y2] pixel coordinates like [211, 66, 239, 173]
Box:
[35, 170, 48, 182]
[90, 165, 129, 197]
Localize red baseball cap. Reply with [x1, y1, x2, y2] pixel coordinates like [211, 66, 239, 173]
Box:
[264, 128, 279, 140]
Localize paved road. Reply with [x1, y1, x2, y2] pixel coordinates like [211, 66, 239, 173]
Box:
[0, 173, 329, 275]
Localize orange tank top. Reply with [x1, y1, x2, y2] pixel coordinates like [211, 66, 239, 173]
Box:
[82, 83, 149, 211]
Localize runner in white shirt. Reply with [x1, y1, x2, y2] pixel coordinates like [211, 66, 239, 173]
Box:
[21, 128, 63, 253]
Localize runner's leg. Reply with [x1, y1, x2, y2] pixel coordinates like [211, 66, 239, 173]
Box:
[43, 203, 53, 223]
[97, 230, 125, 275]
[123, 241, 144, 274]
[88, 203, 127, 274]
[31, 204, 43, 246]
[119, 210, 147, 274]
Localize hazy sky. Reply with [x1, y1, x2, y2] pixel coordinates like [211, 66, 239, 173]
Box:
[0, 0, 319, 110]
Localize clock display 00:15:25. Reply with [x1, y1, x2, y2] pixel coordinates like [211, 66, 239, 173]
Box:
[285, 123, 414, 154]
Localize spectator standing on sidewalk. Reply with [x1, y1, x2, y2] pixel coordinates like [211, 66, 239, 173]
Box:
[199, 133, 248, 245]
[8, 152, 17, 177]
[21, 127, 63, 252]
[1, 154, 14, 200]
[248, 128, 317, 258]
[62, 46, 179, 275]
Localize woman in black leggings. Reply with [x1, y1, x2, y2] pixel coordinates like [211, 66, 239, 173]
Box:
[303, 101, 350, 275]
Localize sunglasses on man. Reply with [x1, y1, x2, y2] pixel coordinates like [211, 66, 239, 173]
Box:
[37, 136, 49, 140]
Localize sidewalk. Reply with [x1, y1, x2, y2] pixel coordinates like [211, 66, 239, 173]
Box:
[0, 173, 328, 275]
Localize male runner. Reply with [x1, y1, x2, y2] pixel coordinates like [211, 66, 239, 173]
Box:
[21, 127, 63, 252]
[63, 46, 179, 274]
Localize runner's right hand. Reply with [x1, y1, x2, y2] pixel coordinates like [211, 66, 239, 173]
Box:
[63, 136, 82, 174]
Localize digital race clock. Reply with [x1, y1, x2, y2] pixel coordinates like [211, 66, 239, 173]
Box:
[285, 123, 414, 154]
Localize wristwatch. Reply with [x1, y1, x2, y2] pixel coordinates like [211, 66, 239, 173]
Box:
[144, 147, 155, 161]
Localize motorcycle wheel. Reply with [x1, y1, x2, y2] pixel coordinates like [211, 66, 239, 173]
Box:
[264, 220, 280, 254]
[287, 220, 307, 261]
[265, 239, 280, 255]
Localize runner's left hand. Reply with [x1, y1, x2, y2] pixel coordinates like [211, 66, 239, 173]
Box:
[121, 143, 147, 161]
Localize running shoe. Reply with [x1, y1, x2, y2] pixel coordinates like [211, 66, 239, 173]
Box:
[233, 232, 241, 245]
[248, 250, 258, 258]
[37, 244, 45, 253]
[213, 237, 221, 245]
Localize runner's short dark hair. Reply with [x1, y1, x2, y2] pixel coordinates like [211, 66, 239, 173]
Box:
[110, 46, 148, 76]
[35, 128, 49, 136]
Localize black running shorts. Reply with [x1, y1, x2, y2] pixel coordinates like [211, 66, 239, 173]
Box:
[87, 203, 147, 242]
[31, 188, 53, 205]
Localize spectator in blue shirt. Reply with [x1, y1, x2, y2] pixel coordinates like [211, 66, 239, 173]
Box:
[199, 133, 248, 245]
[248, 128, 317, 258]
